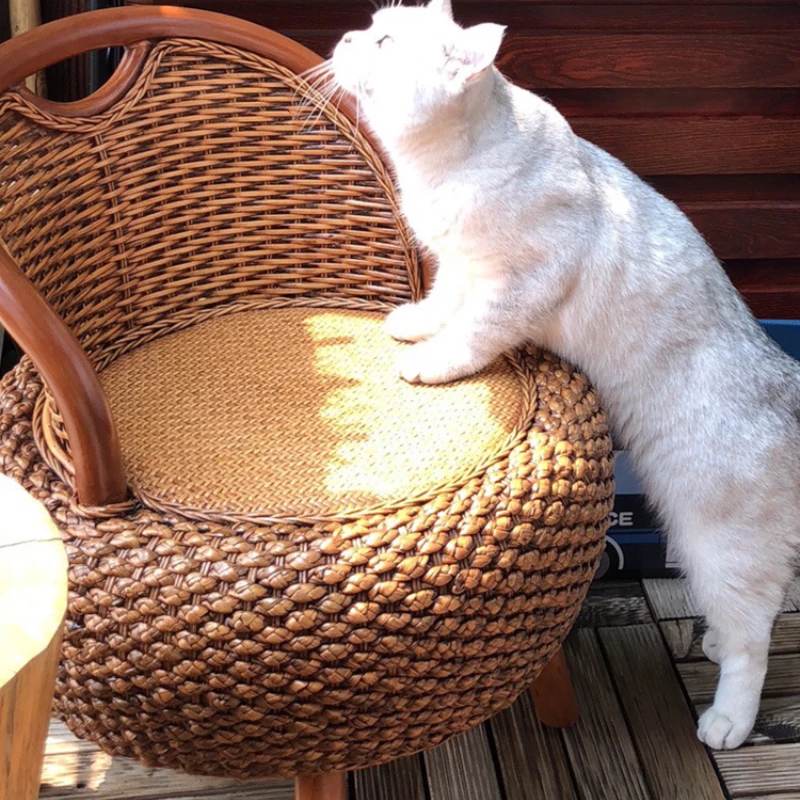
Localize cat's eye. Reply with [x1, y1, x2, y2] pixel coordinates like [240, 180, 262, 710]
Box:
[376, 34, 393, 48]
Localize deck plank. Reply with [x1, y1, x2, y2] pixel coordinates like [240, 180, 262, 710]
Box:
[662, 614, 800, 661]
[716, 742, 800, 796]
[353, 755, 427, 800]
[599, 624, 725, 800]
[643, 579, 698, 619]
[424, 724, 503, 800]
[489, 691, 577, 800]
[740, 796, 800, 800]
[646, 579, 800, 621]
[562, 629, 652, 800]
[781, 579, 800, 612]
[680, 655, 800, 704]
[578, 581, 652, 628]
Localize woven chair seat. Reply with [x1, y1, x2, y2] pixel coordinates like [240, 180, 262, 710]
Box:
[96, 307, 527, 520]
[0, 8, 614, 781]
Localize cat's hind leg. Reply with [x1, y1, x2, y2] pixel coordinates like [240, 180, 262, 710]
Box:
[680, 520, 792, 750]
[702, 627, 721, 664]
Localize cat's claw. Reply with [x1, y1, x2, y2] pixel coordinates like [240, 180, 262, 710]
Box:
[697, 706, 753, 750]
[385, 303, 440, 342]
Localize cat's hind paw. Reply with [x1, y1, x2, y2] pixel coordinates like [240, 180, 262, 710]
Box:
[697, 706, 754, 750]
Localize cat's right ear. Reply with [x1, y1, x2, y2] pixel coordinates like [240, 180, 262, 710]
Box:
[428, 0, 454, 19]
[452, 22, 505, 84]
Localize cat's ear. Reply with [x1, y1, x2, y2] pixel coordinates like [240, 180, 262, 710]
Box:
[428, 0, 454, 19]
[453, 23, 505, 83]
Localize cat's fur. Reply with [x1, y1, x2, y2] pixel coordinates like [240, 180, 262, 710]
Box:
[332, 0, 800, 749]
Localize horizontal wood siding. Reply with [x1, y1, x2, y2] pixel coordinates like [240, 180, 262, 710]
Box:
[128, 0, 800, 317]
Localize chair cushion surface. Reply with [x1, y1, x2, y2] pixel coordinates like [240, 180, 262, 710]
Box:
[100, 307, 526, 520]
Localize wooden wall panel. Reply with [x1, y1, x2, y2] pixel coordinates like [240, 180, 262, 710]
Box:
[682, 205, 800, 260]
[571, 119, 800, 175]
[498, 34, 800, 89]
[1, 4, 10, 44]
[120, 0, 800, 318]
[541, 89, 800, 118]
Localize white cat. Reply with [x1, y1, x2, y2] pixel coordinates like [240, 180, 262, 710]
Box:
[331, 0, 800, 750]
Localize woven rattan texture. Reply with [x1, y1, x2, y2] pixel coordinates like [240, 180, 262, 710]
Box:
[0, 34, 614, 779]
[0, 39, 420, 364]
[3, 350, 613, 777]
[95, 308, 528, 520]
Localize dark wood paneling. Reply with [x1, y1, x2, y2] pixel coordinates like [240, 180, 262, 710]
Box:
[1, 6, 10, 44]
[545, 88, 800, 118]
[726, 260, 800, 293]
[742, 292, 800, 321]
[498, 34, 800, 89]
[725, 260, 800, 319]
[572, 119, 800, 175]
[683, 203, 800, 260]
[649, 175, 800, 204]
[130, 1, 800, 34]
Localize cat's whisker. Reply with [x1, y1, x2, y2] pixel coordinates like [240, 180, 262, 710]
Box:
[332, 87, 349, 123]
[301, 80, 345, 132]
[298, 59, 333, 80]
[295, 64, 338, 122]
[297, 79, 334, 132]
[296, 61, 335, 97]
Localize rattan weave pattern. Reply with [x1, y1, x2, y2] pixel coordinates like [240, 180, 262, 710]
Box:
[0, 33, 614, 778]
[0, 39, 420, 365]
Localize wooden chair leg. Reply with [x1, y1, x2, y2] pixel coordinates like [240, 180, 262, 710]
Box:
[0, 476, 68, 800]
[530, 646, 580, 728]
[295, 772, 348, 800]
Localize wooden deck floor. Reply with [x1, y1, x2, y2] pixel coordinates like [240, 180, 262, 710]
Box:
[40, 579, 800, 800]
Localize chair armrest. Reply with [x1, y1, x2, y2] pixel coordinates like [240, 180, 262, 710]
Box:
[0, 240, 126, 505]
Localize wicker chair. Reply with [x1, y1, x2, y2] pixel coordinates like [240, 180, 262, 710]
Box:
[0, 7, 614, 797]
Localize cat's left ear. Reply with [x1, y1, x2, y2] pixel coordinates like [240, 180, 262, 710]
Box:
[452, 23, 506, 84]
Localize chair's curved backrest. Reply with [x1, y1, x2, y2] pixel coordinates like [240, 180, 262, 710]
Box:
[0, 7, 421, 369]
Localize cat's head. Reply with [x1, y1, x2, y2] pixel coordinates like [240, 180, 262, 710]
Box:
[332, 0, 505, 139]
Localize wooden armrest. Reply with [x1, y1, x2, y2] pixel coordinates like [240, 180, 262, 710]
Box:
[0, 475, 67, 800]
[0, 240, 126, 505]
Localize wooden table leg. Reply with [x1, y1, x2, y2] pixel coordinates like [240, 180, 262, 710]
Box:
[295, 772, 348, 800]
[0, 476, 67, 800]
[530, 646, 580, 728]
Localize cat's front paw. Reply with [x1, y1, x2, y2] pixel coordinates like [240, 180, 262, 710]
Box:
[397, 342, 480, 385]
[385, 303, 441, 343]
[697, 706, 754, 750]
